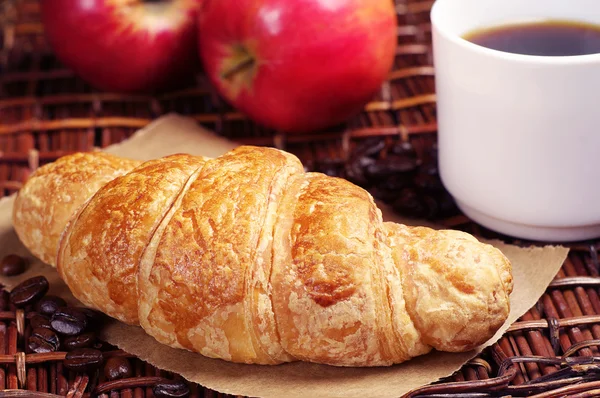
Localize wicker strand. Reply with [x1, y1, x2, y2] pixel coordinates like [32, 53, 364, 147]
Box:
[15, 351, 25, 388]
[65, 374, 88, 398]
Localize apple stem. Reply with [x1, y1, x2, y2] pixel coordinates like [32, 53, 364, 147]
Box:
[221, 56, 256, 80]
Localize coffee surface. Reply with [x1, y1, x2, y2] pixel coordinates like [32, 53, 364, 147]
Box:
[463, 20, 600, 56]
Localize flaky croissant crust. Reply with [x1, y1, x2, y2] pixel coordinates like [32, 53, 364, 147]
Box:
[12, 146, 513, 367]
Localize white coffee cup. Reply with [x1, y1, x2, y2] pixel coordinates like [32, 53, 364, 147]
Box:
[431, 0, 600, 242]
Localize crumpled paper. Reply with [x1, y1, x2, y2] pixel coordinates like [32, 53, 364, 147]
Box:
[0, 114, 569, 398]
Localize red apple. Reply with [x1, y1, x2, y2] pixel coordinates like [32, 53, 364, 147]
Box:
[41, 0, 201, 93]
[198, 0, 397, 133]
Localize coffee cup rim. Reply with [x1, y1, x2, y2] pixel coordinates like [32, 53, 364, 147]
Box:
[431, 0, 600, 65]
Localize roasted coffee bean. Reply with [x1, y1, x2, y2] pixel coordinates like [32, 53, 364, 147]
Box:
[92, 340, 116, 351]
[103, 357, 132, 381]
[29, 313, 52, 330]
[368, 186, 396, 203]
[23, 304, 35, 313]
[414, 173, 444, 192]
[35, 295, 67, 316]
[314, 160, 344, 177]
[420, 162, 439, 176]
[428, 142, 439, 159]
[28, 327, 60, 353]
[381, 174, 413, 191]
[370, 176, 413, 203]
[393, 188, 425, 218]
[153, 380, 190, 398]
[64, 348, 103, 372]
[391, 141, 418, 157]
[63, 332, 96, 351]
[365, 161, 393, 180]
[438, 190, 458, 217]
[77, 307, 104, 327]
[345, 155, 374, 185]
[51, 307, 87, 336]
[393, 188, 438, 219]
[355, 138, 386, 158]
[385, 154, 419, 173]
[421, 195, 441, 220]
[10, 276, 49, 307]
[365, 156, 418, 180]
[0, 289, 9, 311]
[1, 254, 27, 276]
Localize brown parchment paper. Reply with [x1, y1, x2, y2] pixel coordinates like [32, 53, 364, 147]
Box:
[0, 114, 569, 398]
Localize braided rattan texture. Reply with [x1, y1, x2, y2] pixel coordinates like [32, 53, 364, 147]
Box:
[0, 0, 437, 198]
[4, 1, 600, 397]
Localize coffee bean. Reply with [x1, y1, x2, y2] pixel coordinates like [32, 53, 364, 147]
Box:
[355, 138, 386, 158]
[315, 160, 344, 178]
[28, 327, 60, 353]
[427, 143, 439, 161]
[64, 348, 103, 372]
[421, 195, 440, 220]
[421, 163, 439, 176]
[345, 155, 374, 185]
[414, 173, 444, 192]
[391, 141, 417, 157]
[1, 254, 27, 276]
[0, 289, 9, 311]
[92, 340, 115, 351]
[63, 332, 96, 351]
[365, 161, 393, 180]
[368, 186, 396, 203]
[103, 357, 132, 381]
[437, 190, 458, 217]
[51, 307, 87, 336]
[35, 295, 67, 316]
[10, 276, 49, 307]
[29, 313, 52, 330]
[365, 156, 418, 180]
[76, 307, 104, 327]
[153, 381, 190, 398]
[393, 188, 436, 219]
[386, 173, 414, 190]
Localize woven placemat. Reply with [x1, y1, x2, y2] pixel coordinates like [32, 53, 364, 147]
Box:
[3, 1, 600, 397]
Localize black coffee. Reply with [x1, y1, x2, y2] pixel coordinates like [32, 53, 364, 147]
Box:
[463, 20, 600, 56]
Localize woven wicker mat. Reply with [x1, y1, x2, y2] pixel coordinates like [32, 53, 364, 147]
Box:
[3, 1, 600, 397]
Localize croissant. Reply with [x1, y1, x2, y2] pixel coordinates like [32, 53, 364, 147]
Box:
[12, 145, 513, 367]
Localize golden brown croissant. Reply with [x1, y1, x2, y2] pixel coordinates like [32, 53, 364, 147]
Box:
[12, 146, 513, 367]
